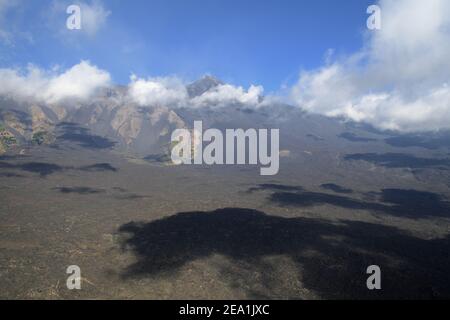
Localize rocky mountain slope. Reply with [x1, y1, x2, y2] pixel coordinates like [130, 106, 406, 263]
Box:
[2, 76, 450, 178]
[0, 76, 294, 156]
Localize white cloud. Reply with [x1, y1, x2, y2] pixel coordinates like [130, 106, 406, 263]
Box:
[127, 75, 264, 109]
[127, 75, 188, 107]
[0, 60, 111, 104]
[290, 0, 450, 132]
[77, 0, 111, 36]
[191, 84, 263, 108]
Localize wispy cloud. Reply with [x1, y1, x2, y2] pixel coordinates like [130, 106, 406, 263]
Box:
[0, 0, 111, 46]
[76, 0, 111, 36]
[0, 0, 18, 17]
[49, 0, 111, 38]
[0, 0, 21, 45]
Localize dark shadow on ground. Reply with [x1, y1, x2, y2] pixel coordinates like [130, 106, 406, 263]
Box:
[110, 187, 149, 200]
[385, 134, 450, 150]
[247, 183, 304, 193]
[345, 153, 450, 169]
[0, 155, 30, 161]
[57, 123, 116, 149]
[79, 163, 118, 172]
[0, 160, 118, 177]
[269, 191, 385, 211]
[54, 187, 105, 194]
[0, 161, 65, 177]
[114, 194, 150, 200]
[321, 183, 353, 194]
[144, 154, 170, 163]
[266, 187, 450, 219]
[51, 186, 148, 199]
[118, 208, 450, 299]
[0, 172, 24, 178]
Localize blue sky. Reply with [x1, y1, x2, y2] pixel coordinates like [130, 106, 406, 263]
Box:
[1, 0, 374, 91]
[2, 0, 449, 132]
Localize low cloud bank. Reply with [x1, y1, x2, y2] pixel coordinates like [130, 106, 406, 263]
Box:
[127, 75, 263, 108]
[0, 62, 263, 109]
[190, 84, 263, 108]
[0, 60, 111, 104]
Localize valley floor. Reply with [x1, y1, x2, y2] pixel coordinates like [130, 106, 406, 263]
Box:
[1, 142, 450, 299]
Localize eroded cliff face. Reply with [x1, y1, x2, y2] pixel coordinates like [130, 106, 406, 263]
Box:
[0, 86, 188, 156]
[0, 77, 224, 154]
